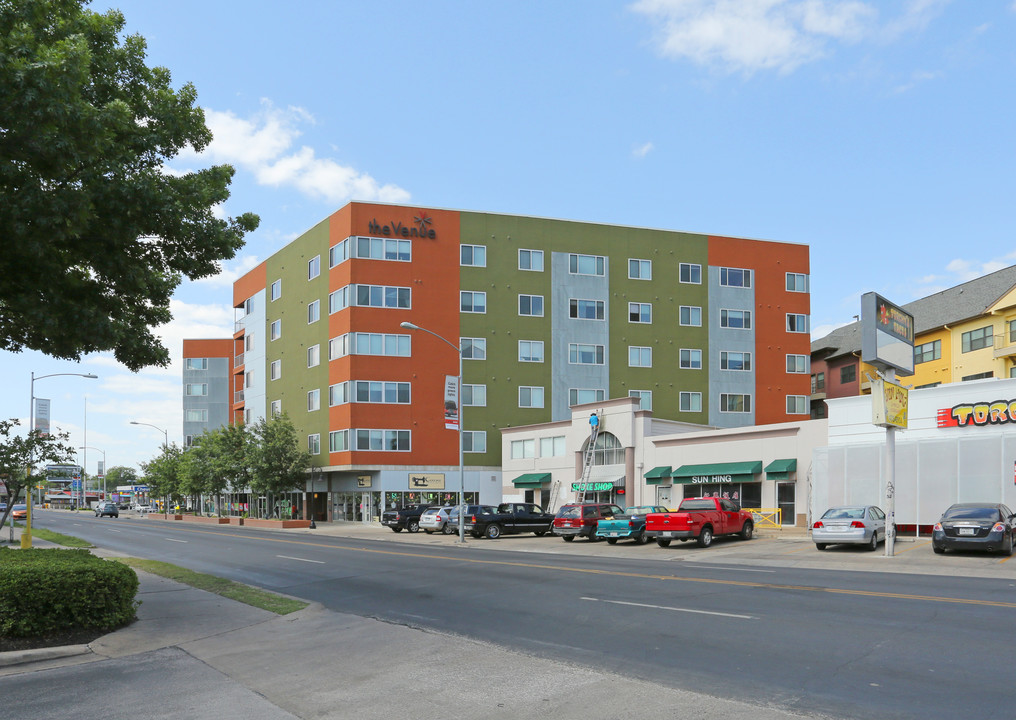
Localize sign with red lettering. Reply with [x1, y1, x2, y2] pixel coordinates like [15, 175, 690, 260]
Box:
[937, 399, 1016, 428]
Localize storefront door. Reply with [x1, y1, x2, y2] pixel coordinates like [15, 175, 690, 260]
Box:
[777, 483, 796, 526]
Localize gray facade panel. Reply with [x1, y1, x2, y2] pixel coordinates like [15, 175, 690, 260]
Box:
[183, 357, 231, 444]
[707, 267, 756, 428]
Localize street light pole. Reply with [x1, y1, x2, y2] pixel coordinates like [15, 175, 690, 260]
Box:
[79, 446, 106, 499]
[130, 421, 168, 511]
[400, 321, 466, 544]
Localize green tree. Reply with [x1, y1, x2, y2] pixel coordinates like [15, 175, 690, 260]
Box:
[248, 415, 314, 518]
[0, 419, 75, 532]
[178, 434, 219, 514]
[213, 423, 253, 506]
[140, 444, 182, 512]
[0, 0, 259, 371]
[103, 465, 139, 494]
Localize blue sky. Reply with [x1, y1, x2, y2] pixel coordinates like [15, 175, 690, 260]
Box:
[3, 0, 1015, 478]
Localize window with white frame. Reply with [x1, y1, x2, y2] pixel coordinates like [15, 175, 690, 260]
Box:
[308, 434, 320, 455]
[461, 291, 486, 313]
[719, 393, 752, 413]
[270, 279, 281, 301]
[307, 344, 320, 368]
[184, 383, 208, 396]
[540, 436, 566, 457]
[244, 370, 253, 388]
[245, 333, 254, 351]
[519, 386, 545, 408]
[720, 267, 751, 288]
[270, 319, 281, 341]
[720, 351, 751, 371]
[679, 263, 701, 284]
[244, 297, 253, 315]
[680, 306, 702, 326]
[345, 236, 411, 262]
[511, 438, 535, 459]
[629, 258, 651, 280]
[329, 241, 348, 268]
[329, 333, 412, 358]
[569, 388, 605, 406]
[244, 408, 251, 424]
[679, 392, 702, 412]
[185, 358, 208, 371]
[270, 400, 281, 417]
[307, 388, 320, 412]
[629, 346, 652, 368]
[570, 298, 604, 320]
[329, 430, 348, 452]
[629, 302, 652, 323]
[307, 300, 320, 324]
[330, 285, 412, 312]
[354, 429, 410, 451]
[518, 340, 544, 362]
[186, 409, 208, 422]
[786, 313, 809, 333]
[569, 253, 605, 276]
[786, 273, 808, 292]
[308, 255, 320, 280]
[786, 354, 809, 373]
[460, 244, 486, 267]
[569, 343, 604, 365]
[787, 395, 808, 414]
[629, 390, 652, 410]
[462, 337, 486, 359]
[462, 384, 486, 406]
[518, 249, 544, 271]
[519, 294, 544, 316]
[680, 348, 702, 369]
[270, 359, 281, 380]
[720, 309, 752, 329]
[463, 431, 486, 453]
[329, 383, 347, 406]
[354, 381, 410, 404]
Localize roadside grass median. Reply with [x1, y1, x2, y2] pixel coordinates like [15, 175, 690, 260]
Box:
[12, 523, 93, 548]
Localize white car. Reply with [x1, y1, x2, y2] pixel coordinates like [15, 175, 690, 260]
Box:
[419, 506, 454, 534]
[812, 505, 886, 551]
[134, 504, 151, 513]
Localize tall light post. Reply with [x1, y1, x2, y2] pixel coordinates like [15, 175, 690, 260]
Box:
[79, 446, 106, 500]
[130, 421, 168, 511]
[400, 321, 466, 544]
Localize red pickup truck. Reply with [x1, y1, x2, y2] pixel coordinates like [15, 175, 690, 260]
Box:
[645, 497, 754, 548]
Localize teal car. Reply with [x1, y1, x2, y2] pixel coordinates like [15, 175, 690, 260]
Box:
[595, 505, 669, 545]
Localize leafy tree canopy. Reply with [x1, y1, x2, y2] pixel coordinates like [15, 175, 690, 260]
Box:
[103, 465, 138, 489]
[0, 418, 75, 526]
[0, 0, 259, 370]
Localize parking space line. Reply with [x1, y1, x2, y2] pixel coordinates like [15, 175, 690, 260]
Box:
[891, 539, 931, 555]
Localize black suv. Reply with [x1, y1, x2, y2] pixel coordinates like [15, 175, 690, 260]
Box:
[95, 502, 119, 518]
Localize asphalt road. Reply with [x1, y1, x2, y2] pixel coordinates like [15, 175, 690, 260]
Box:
[32, 511, 1016, 719]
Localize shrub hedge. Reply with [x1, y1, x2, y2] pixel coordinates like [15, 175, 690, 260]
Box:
[0, 548, 139, 638]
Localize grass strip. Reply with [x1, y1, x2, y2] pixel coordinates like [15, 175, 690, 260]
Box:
[115, 557, 308, 615]
[10, 524, 93, 548]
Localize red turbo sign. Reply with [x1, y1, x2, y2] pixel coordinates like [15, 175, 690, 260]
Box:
[937, 400, 1016, 428]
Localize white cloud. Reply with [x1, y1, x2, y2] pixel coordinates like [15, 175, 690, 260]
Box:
[191, 254, 262, 289]
[176, 100, 412, 205]
[632, 141, 655, 158]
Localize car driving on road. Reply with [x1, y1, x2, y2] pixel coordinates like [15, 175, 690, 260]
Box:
[95, 502, 119, 518]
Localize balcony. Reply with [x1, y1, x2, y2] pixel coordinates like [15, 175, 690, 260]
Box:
[234, 390, 245, 404]
[994, 334, 1016, 359]
[234, 352, 244, 367]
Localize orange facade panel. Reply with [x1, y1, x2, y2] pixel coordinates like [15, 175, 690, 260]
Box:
[233, 260, 267, 308]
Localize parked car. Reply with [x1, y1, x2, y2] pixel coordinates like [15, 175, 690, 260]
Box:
[446, 505, 497, 535]
[134, 504, 151, 513]
[95, 502, 119, 518]
[645, 497, 754, 548]
[932, 503, 1016, 555]
[419, 506, 454, 534]
[11, 504, 27, 520]
[812, 505, 886, 551]
[552, 503, 625, 542]
[381, 504, 433, 533]
[595, 505, 669, 544]
[465, 502, 554, 539]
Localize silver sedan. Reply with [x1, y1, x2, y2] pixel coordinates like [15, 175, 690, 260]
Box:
[812, 505, 886, 551]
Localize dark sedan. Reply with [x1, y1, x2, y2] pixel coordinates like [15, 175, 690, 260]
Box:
[932, 503, 1016, 555]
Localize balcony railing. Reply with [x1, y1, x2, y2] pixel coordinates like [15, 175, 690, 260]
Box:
[994, 334, 1016, 359]
[234, 390, 245, 403]
[234, 352, 244, 367]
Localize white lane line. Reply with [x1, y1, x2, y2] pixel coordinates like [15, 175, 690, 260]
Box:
[581, 596, 755, 620]
[164, 538, 187, 543]
[108, 529, 122, 533]
[276, 554, 325, 564]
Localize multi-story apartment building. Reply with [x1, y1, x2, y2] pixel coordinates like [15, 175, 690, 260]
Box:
[182, 339, 234, 447]
[184, 202, 811, 521]
[810, 265, 1016, 417]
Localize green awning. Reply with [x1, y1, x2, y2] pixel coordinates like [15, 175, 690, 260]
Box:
[671, 461, 763, 485]
[644, 466, 672, 484]
[764, 458, 797, 481]
[513, 473, 551, 488]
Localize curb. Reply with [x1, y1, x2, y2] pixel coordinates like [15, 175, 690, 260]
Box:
[0, 644, 92, 669]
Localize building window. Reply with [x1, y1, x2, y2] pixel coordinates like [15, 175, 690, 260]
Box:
[461, 291, 487, 313]
[307, 300, 320, 324]
[840, 365, 856, 384]
[569, 388, 605, 406]
[330, 333, 410, 358]
[511, 439, 535, 459]
[354, 381, 411, 404]
[462, 337, 486, 360]
[786, 273, 808, 292]
[307, 344, 320, 368]
[589, 432, 624, 466]
[961, 325, 993, 353]
[569, 253, 605, 276]
[628, 302, 652, 324]
[270, 400, 281, 417]
[519, 294, 544, 317]
[463, 431, 486, 453]
[518, 249, 544, 271]
[329, 383, 347, 406]
[461, 244, 486, 267]
[308, 434, 320, 455]
[308, 255, 320, 280]
[244, 297, 254, 315]
[720, 267, 751, 288]
[569, 343, 605, 365]
[185, 358, 208, 371]
[328, 285, 412, 311]
[270, 319, 281, 341]
[540, 436, 565, 457]
[629, 390, 652, 410]
[629, 346, 652, 368]
[914, 339, 941, 364]
[270, 360, 281, 380]
[812, 372, 825, 393]
[680, 348, 702, 369]
[1009, 320, 1016, 343]
[348, 236, 411, 262]
[329, 241, 348, 268]
[629, 259, 651, 280]
[679, 392, 702, 412]
[962, 371, 994, 381]
[719, 393, 752, 413]
[720, 309, 752, 329]
[680, 306, 702, 326]
[462, 384, 486, 406]
[787, 396, 808, 414]
[245, 333, 254, 352]
[185, 409, 208, 422]
[916, 382, 942, 389]
[244, 408, 251, 424]
[307, 389, 320, 412]
[786, 314, 809, 333]
[570, 298, 604, 320]
[244, 370, 253, 388]
[354, 429, 410, 451]
[720, 351, 751, 371]
[679, 263, 701, 284]
[329, 430, 349, 452]
[518, 340, 544, 363]
[270, 279, 281, 301]
[519, 386, 545, 408]
[184, 383, 208, 396]
[787, 354, 809, 373]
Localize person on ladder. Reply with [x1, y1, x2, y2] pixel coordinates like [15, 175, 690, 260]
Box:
[589, 412, 599, 437]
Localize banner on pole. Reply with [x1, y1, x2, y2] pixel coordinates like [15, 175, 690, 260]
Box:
[35, 398, 51, 435]
[444, 375, 459, 430]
